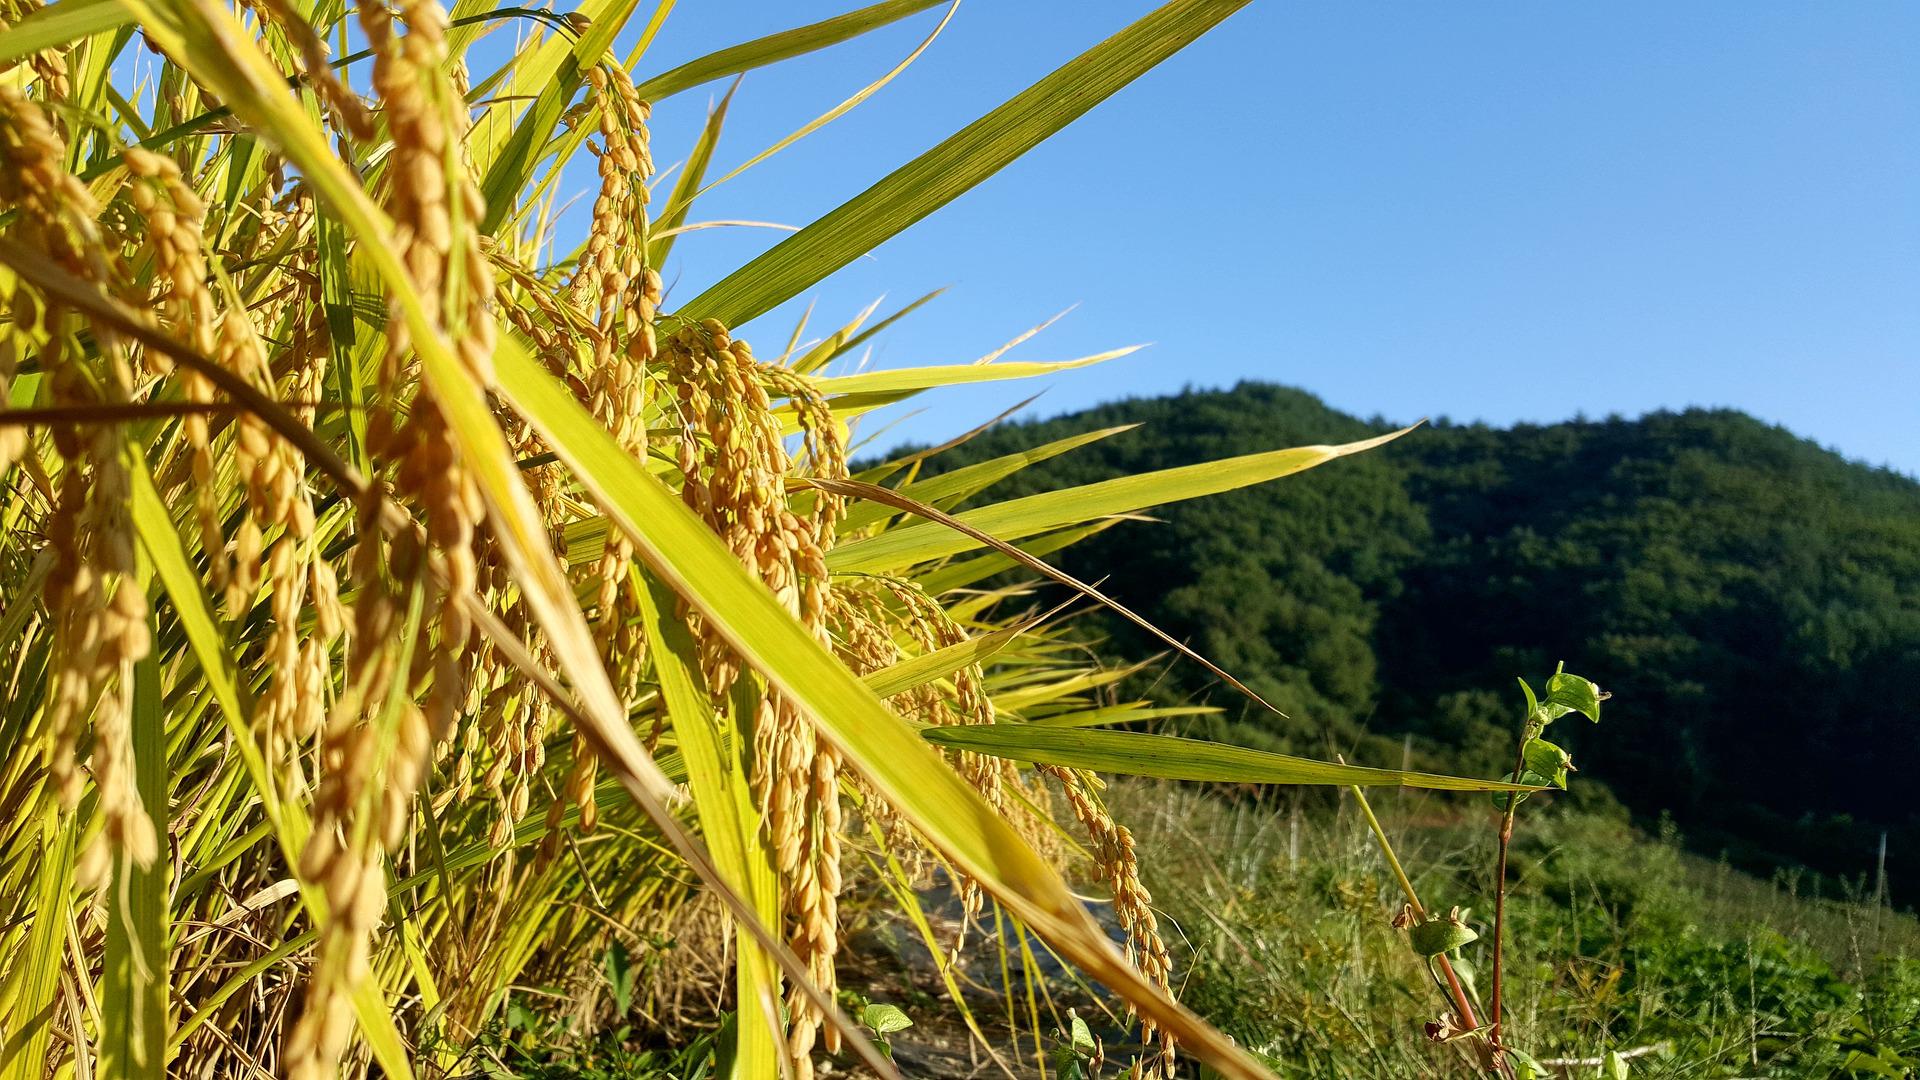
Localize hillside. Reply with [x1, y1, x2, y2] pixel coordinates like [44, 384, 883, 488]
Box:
[913, 383, 1920, 894]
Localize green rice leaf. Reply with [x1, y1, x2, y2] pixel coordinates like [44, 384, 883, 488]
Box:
[129, 461, 298, 853]
[913, 521, 1119, 595]
[792, 288, 945, 376]
[829, 427, 1413, 574]
[811, 347, 1138, 398]
[840, 425, 1136, 534]
[1, 819, 71, 1080]
[1026, 703, 1221, 729]
[646, 78, 736, 271]
[676, 1, 957, 212]
[98, 595, 169, 1080]
[680, 0, 1252, 327]
[0, 0, 129, 66]
[475, 0, 643, 233]
[633, 0, 945, 101]
[922, 726, 1540, 792]
[633, 573, 785, 1076]
[862, 622, 1026, 700]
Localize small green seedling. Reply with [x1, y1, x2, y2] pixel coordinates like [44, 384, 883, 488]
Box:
[855, 998, 912, 1060]
[1492, 665, 1608, 1072]
[1049, 1010, 1106, 1080]
[1497, 662, 1604, 810]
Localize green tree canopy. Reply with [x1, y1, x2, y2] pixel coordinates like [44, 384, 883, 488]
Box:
[916, 383, 1920, 892]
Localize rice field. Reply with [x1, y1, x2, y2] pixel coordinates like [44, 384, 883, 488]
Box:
[0, 5, 1816, 1080]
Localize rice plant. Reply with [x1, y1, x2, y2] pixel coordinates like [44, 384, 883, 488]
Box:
[0, 3, 1533, 1078]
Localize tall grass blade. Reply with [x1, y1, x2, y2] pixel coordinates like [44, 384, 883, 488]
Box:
[98, 616, 168, 1080]
[475, 0, 642, 232]
[914, 521, 1120, 595]
[811, 347, 1139, 397]
[646, 78, 736, 270]
[840, 425, 1136, 533]
[1026, 703, 1221, 728]
[129, 462, 296, 852]
[861, 621, 1028, 699]
[681, 1, 958, 206]
[131, 447, 428, 1078]
[634, 573, 786, 1078]
[1, 819, 71, 1080]
[811, 476, 1284, 712]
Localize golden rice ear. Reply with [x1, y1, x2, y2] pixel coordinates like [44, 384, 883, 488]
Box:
[248, 0, 375, 139]
[1048, 765, 1179, 1075]
[500, 336, 1275, 1080]
[0, 87, 157, 897]
[653, 320, 856, 1075]
[561, 60, 660, 829]
[152, 217, 226, 594]
[284, 1, 508, 1074]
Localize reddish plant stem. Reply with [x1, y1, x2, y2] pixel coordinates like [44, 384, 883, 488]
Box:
[1489, 735, 1530, 1046]
[1435, 954, 1480, 1031]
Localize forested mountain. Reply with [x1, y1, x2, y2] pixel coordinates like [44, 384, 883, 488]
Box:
[914, 384, 1920, 894]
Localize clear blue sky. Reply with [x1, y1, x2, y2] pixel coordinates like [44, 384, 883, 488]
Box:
[593, 2, 1919, 472]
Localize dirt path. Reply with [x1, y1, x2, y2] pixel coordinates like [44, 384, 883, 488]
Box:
[830, 875, 1142, 1079]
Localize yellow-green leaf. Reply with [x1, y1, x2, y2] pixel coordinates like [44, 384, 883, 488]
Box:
[0, 0, 128, 66]
[475, 0, 643, 233]
[2, 818, 72, 1080]
[811, 347, 1138, 398]
[633, 0, 946, 102]
[98, 589, 169, 1080]
[861, 622, 1026, 701]
[1026, 703, 1221, 729]
[829, 427, 1413, 574]
[633, 574, 785, 1077]
[646, 78, 736, 270]
[921, 726, 1541, 792]
[680, 0, 1253, 327]
[839, 424, 1136, 534]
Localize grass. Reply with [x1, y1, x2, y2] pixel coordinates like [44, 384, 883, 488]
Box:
[452, 781, 1920, 1078]
[1111, 782, 1920, 1078]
